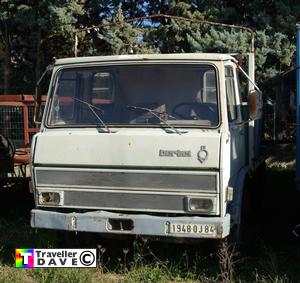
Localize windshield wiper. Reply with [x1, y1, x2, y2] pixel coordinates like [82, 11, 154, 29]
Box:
[127, 105, 182, 135]
[72, 97, 111, 133]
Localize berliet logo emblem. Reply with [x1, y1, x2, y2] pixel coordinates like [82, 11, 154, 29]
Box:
[197, 146, 208, 163]
[159, 150, 191, 157]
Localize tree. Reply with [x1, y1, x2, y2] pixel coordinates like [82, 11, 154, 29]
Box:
[0, 0, 299, 94]
[78, 4, 155, 56]
[0, 1, 20, 94]
[102, 5, 155, 55]
[0, 0, 83, 93]
[142, 1, 296, 86]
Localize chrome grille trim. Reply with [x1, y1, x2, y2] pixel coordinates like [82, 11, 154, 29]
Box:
[35, 168, 218, 193]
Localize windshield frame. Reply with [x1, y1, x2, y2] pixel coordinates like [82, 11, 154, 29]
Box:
[44, 62, 221, 129]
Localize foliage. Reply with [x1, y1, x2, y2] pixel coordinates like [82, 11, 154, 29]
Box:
[80, 5, 155, 56]
[144, 1, 296, 86]
[0, 0, 83, 93]
[0, 0, 299, 94]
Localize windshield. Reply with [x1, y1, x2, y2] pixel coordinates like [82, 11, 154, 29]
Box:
[48, 64, 219, 127]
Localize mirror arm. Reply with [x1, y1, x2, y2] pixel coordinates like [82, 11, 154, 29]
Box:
[34, 64, 54, 123]
[234, 62, 261, 93]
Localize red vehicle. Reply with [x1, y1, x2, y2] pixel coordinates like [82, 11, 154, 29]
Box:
[0, 95, 46, 201]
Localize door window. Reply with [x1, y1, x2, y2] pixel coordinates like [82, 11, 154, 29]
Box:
[225, 66, 237, 121]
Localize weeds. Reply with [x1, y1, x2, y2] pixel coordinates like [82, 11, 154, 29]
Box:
[261, 242, 279, 276]
[216, 240, 239, 283]
[122, 248, 129, 272]
[30, 268, 91, 283]
[254, 272, 290, 283]
[125, 265, 169, 283]
[97, 244, 107, 273]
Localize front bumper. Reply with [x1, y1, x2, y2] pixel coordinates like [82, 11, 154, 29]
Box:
[31, 209, 230, 239]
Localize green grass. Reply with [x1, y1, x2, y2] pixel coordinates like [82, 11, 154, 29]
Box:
[0, 166, 299, 282]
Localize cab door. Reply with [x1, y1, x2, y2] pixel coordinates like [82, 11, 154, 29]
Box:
[225, 64, 246, 175]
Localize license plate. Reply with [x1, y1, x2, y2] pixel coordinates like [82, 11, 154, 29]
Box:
[165, 222, 216, 236]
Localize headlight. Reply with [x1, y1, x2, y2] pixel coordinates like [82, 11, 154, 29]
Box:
[38, 191, 64, 206]
[188, 198, 214, 212]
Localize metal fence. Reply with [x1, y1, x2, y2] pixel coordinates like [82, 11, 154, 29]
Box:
[0, 95, 46, 147]
[264, 102, 296, 142]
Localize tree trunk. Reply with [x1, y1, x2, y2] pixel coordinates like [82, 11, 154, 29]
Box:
[35, 28, 42, 83]
[3, 21, 11, 95]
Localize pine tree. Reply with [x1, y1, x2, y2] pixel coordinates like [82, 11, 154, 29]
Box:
[79, 5, 155, 56]
[0, 0, 299, 93]
[143, 1, 296, 85]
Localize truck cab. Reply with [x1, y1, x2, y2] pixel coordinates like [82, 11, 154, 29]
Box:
[30, 53, 262, 240]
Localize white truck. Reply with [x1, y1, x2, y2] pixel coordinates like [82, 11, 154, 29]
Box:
[30, 53, 263, 241]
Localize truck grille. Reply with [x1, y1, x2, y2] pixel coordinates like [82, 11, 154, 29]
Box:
[35, 168, 218, 193]
[35, 168, 219, 214]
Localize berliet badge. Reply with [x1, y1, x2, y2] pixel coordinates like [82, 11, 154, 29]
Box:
[197, 146, 208, 163]
[159, 150, 191, 157]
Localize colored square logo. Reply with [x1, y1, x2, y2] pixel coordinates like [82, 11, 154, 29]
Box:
[15, 249, 34, 268]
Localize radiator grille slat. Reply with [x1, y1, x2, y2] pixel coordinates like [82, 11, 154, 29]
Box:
[35, 169, 217, 192]
[64, 191, 185, 212]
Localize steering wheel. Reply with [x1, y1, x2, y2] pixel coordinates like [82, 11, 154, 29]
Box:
[172, 102, 194, 119]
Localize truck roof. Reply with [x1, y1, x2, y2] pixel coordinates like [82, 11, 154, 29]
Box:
[54, 53, 235, 66]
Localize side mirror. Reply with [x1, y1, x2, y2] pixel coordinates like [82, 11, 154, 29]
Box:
[34, 86, 42, 124]
[33, 64, 54, 124]
[248, 89, 263, 120]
